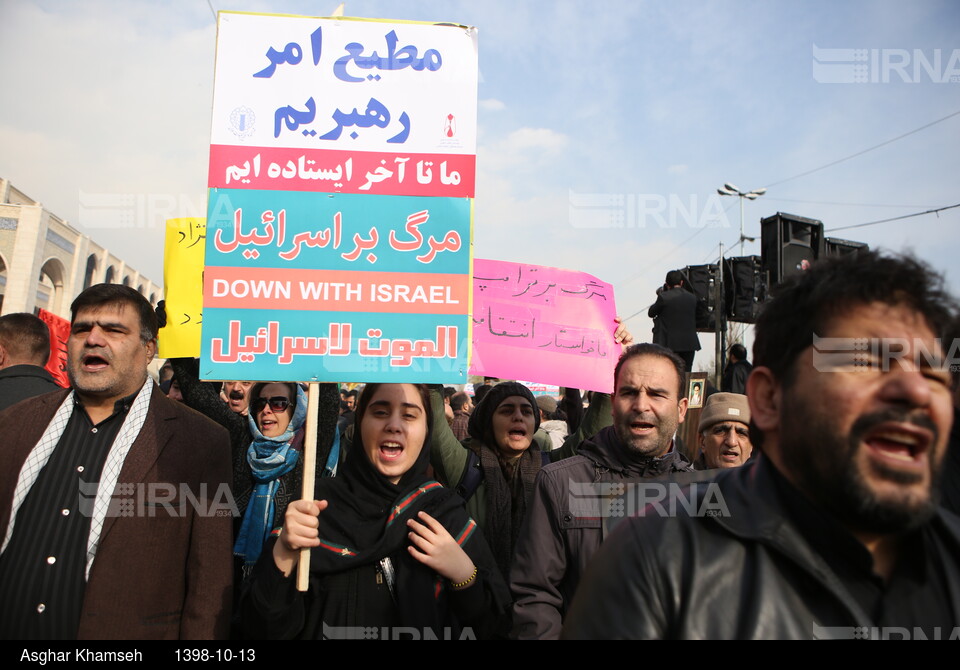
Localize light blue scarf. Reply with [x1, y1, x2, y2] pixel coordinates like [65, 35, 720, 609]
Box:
[234, 385, 308, 568]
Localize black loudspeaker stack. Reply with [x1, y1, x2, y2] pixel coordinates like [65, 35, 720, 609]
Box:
[663, 214, 866, 331]
[682, 264, 719, 333]
[724, 255, 765, 323]
[824, 236, 869, 257]
[760, 212, 824, 287]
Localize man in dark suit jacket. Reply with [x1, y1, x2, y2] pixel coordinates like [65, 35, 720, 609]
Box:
[0, 285, 233, 640]
[648, 270, 701, 371]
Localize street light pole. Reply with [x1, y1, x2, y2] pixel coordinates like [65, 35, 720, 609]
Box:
[717, 183, 766, 256]
[716, 183, 765, 381]
[739, 196, 745, 256]
[715, 240, 725, 389]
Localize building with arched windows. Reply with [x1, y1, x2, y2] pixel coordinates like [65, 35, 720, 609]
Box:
[0, 178, 161, 319]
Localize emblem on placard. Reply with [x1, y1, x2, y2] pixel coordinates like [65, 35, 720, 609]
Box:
[229, 107, 256, 139]
[444, 114, 456, 138]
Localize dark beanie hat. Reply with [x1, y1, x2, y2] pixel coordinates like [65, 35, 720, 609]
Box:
[467, 382, 541, 446]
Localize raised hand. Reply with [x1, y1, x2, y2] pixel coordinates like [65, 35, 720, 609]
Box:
[613, 315, 634, 346]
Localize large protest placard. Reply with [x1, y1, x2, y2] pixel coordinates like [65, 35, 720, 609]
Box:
[207, 13, 477, 197]
[203, 194, 470, 381]
[470, 260, 622, 393]
[202, 12, 478, 382]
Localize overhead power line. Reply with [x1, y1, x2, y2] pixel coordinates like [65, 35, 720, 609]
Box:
[763, 197, 937, 209]
[826, 203, 960, 232]
[764, 108, 960, 189]
[617, 201, 737, 288]
[620, 108, 959, 303]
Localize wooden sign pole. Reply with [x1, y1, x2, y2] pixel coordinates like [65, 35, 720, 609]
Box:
[297, 382, 319, 591]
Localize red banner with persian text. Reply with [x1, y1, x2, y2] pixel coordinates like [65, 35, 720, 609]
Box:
[37, 308, 69, 388]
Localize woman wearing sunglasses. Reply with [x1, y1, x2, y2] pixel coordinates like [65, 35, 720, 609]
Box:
[166, 357, 340, 600]
[232, 382, 311, 579]
[241, 383, 509, 639]
[250, 383, 299, 438]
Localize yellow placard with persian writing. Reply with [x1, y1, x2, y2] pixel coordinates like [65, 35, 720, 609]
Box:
[157, 218, 205, 358]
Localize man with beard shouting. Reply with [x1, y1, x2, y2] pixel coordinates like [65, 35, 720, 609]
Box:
[564, 251, 960, 639]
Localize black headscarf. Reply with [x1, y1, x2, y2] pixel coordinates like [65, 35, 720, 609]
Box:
[300, 383, 509, 635]
[465, 382, 544, 580]
[310, 383, 438, 560]
[467, 382, 541, 445]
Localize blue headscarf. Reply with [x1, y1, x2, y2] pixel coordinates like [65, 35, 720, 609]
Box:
[234, 384, 308, 568]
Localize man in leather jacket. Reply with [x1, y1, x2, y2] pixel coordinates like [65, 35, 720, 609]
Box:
[563, 251, 960, 639]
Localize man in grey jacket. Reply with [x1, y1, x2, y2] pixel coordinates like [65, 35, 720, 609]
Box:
[564, 251, 960, 639]
[510, 343, 693, 639]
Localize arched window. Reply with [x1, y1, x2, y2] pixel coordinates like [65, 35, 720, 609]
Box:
[83, 254, 98, 290]
[38, 258, 67, 315]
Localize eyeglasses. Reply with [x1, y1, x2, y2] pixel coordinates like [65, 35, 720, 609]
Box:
[252, 396, 292, 413]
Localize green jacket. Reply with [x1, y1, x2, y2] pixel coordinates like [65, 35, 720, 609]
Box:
[428, 385, 611, 529]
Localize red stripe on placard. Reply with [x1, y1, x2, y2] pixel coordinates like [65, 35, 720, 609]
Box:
[203, 267, 469, 315]
[208, 145, 475, 198]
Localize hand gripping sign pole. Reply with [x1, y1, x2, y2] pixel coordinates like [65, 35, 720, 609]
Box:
[297, 383, 320, 591]
[296, 382, 342, 590]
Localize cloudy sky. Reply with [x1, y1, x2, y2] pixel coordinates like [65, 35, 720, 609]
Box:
[2, 0, 958, 371]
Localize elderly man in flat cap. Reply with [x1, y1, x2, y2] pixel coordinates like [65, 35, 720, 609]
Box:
[694, 392, 753, 470]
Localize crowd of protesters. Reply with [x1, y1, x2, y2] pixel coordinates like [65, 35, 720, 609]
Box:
[1, 250, 959, 640]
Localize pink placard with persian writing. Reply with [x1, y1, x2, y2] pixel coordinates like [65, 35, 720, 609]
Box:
[470, 260, 621, 393]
